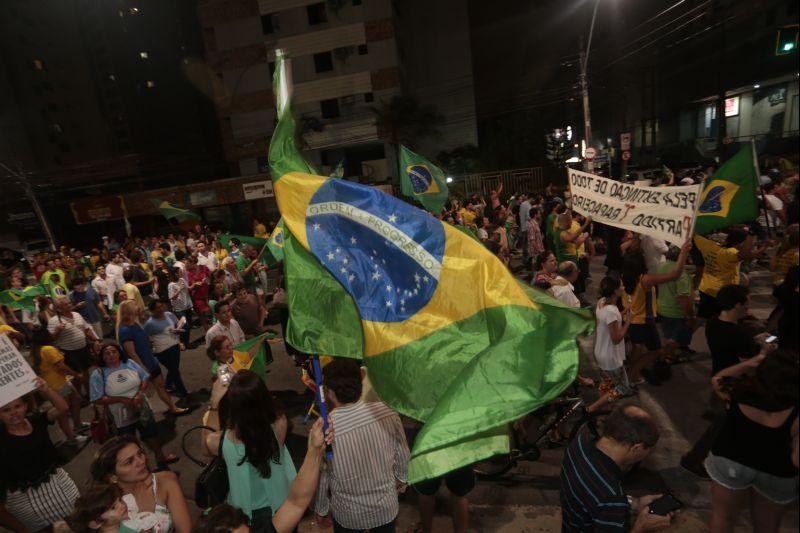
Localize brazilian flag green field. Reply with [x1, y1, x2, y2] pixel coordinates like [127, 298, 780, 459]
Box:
[269, 51, 593, 482]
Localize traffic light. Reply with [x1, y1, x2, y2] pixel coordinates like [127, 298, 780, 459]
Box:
[775, 25, 798, 56]
[545, 133, 558, 161]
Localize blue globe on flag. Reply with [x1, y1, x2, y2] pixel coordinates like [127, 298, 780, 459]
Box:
[305, 179, 445, 323]
[406, 164, 439, 195]
[699, 186, 725, 214]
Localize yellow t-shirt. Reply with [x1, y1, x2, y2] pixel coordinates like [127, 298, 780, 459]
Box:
[0, 324, 19, 335]
[150, 249, 162, 264]
[772, 248, 799, 285]
[460, 208, 477, 226]
[624, 278, 657, 325]
[123, 283, 145, 312]
[214, 248, 228, 262]
[39, 346, 68, 391]
[254, 223, 268, 239]
[570, 220, 587, 259]
[694, 235, 740, 296]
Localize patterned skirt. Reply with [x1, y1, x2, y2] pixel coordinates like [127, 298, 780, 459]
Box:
[4, 468, 79, 531]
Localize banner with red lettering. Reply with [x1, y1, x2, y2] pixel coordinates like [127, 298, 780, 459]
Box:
[567, 169, 702, 244]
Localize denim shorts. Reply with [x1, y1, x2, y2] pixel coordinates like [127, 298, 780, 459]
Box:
[659, 316, 692, 347]
[705, 453, 798, 504]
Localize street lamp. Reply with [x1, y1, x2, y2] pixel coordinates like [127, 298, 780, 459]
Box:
[579, 0, 601, 173]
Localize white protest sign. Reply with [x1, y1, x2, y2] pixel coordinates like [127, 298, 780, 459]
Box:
[567, 169, 702, 244]
[0, 334, 38, 407]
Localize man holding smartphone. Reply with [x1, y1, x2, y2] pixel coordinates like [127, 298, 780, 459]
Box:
[560, 405, 676, 532]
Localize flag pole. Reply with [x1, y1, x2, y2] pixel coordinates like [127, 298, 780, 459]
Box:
[311, 355, 334, 460]
[751, 139, 772, 238]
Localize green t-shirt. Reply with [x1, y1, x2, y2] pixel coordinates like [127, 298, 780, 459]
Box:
[545, 213, 557, 237]
[656, 260, 692, 319]
[235, 255, 257, 287]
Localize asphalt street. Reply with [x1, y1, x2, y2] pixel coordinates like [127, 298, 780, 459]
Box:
[32, 256, 799, 532]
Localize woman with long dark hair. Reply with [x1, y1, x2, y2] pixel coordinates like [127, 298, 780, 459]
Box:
[29, 325, 88, 443]
[620, 241, 691, 383]
[706, 348, 798, 532]
[202, 370, 297, 530]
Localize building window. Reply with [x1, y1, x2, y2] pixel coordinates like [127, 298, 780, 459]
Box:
[146, 80, 156, 88]
[320, 98, 340, 119]
[261, 13, 278, 34]
[31, 59, 44, 70]
[358, 44, 368, 55]
[139, 51, 148, 59]
[313, 51, 333, 73]
[364, 92, 374, 102]
[307, 3, 327, 25]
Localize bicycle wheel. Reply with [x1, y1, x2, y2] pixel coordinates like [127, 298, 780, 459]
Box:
[472, 452, 516, 478]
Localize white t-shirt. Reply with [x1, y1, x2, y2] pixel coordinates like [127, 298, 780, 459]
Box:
[197, 252, 219, 272]
[168, 280, 193, 312]
[47, 312, 89, 350]
[551, 281, 581, 308]
[105, 263, 127, 292]
[594, 300, 626, 371]
[205, 319, 246, 348]
[641, 236, 668, 274]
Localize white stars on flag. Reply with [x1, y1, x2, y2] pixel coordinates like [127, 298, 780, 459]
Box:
[313, 222, 321, 231]
[388, 214, 398, 223]
[350, 236, 358, 245]
[385, 285, 392, 292]
[414, 273, 421, 283]
[327, 252, 335, 261]
[371, 271, 382, 281]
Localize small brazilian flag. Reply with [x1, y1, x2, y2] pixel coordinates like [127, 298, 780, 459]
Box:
[218, 233, 277, 266]
[210, 332, 272, 381]
[152, 199, 201, 223]
[267, 219, 285, 262]
[398, 145, 449, 215]
[269, 50, 593, 483]
[0, 285, 47, 312]
[694, 144, 760, 235]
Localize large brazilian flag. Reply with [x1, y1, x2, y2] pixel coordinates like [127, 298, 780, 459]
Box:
[269, 51, 593, 482]
[0, 285, 47, 312]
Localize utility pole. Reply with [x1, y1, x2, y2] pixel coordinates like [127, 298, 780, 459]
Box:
[1, 163, 57, 251]
[580, 0, 600, 173]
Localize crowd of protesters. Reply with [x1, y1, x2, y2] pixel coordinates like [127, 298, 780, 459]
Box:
[0, 162, 798, 532]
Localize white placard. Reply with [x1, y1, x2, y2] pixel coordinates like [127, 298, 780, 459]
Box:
[567, 169, 702, 244]
[243, 181, 274, 200]
[0, 334, 38, 407]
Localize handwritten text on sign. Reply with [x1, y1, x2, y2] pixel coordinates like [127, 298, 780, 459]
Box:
[568, 169, 702, 243]
[0, 334, 37, 407]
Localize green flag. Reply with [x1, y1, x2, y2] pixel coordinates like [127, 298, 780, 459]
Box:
[0, 285, 47, 312]
[694, 144, 760, 234]
[211, 333, 273, 381]
[331, 159, 344, 178]
[235, 333, 272, 380]
[218, 234, 277, 266]
[269, 50, 593, 482]
[152, 199, 201, 223]
[398, 145, 449, 215]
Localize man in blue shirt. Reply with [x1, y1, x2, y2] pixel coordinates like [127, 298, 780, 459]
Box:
[69, 276, 109, 341]
[560, 405, 675, 532]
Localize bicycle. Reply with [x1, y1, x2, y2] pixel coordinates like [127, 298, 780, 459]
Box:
[472, 385, 605, 478]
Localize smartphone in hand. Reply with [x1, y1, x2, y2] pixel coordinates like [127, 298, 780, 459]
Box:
[649, 493, 683, 516]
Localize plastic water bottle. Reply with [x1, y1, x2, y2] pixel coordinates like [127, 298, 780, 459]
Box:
[217, 364, 232, 385]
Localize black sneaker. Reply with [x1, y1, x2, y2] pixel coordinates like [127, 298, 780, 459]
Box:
[680, 457, 711, 480]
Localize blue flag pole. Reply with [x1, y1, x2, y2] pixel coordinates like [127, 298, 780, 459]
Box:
[312, 355, 334, 460]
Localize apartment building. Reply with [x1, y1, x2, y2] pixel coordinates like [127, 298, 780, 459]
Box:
[198, 0, 478, 183]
